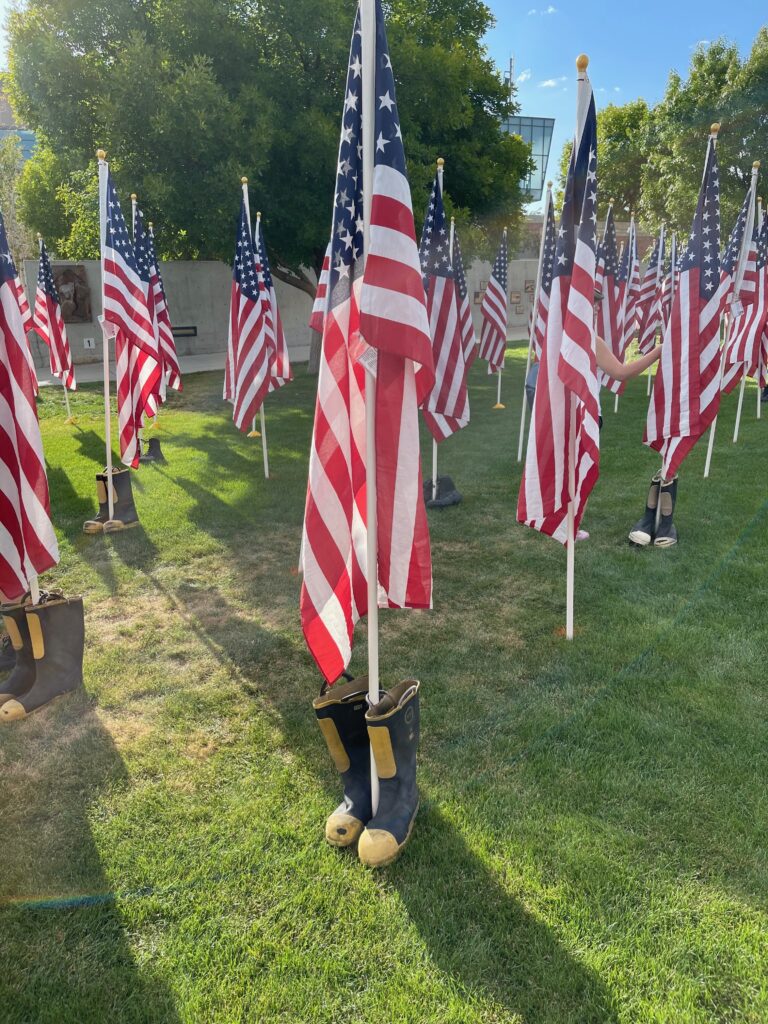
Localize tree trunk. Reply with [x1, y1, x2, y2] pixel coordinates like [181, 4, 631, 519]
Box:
[307, 328, 322, 376]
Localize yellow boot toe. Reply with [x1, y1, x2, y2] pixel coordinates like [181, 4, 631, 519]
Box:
[0, 699, 27, 722]
[325, 812, 364, 848]
[358, 828, 402, 868]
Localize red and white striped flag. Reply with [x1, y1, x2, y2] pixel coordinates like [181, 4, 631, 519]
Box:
[478, 231, 509, 373]
[147, 223, 182, 392]
[99, 159, 161, 468]
[723, 210, 768, 391]
[0, 214, 59, 601]
[255, 217, 293, 392]
[300, 0, 434, 684]
[595, 205, 620, 380]
[532, 187, 556, 361]
[452, 230, 478, 370]
[636, 225, 666, 354]
[9, 258, 38, 396]
[644, 129, 725, 477]
[518, 64, 600, 542]
[33, 237, 76, 391]
[417, 170, 469, 441]
[309, 242, 331, 334]
[227, 187, 272, 431]
[605, 217, 640, 394]
[662, 232, 678, 329]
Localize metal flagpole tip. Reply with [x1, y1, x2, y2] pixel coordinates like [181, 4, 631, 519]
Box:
[753, 161, 761, 169]
[241, 176, 248, 184]
[710, 122, 720, 135]
[576, 54, 589, 72]
[547, 180, 553, 188]
[437, 157, 445, 168]
[130, 193, 137, 200]
[96, 149, 106, 161]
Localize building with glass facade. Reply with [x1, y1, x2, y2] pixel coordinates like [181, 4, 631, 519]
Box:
[502, 115, 555, 202]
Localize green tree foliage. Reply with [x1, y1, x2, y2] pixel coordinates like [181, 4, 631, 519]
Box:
[0, 132, 35, 259]
[8, 0, 531, 290]
[556, 32, 768, 240]
[557, 100, 651, 221]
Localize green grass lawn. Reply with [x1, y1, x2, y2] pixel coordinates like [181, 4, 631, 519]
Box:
[1, 346, 767, 1023]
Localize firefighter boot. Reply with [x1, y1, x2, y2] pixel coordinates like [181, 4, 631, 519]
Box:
[140, 437, 166, 464]
[358, 680, 420, 869]
[654, 476, 679, 548]
[628, 472, 662, 547]
[313, 676, 373, 848]
[0, 595, 85, 721]
[0, 599, 35, 708]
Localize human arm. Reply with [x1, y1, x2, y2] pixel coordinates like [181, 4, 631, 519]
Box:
[595, 336, 661, 382]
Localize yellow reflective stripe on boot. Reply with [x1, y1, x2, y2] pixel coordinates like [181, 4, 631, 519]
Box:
[368, 725, 397, 779]
[3, 616, 23, 651]
[26, 614, 45, 660]
[317, 718, 350, 773]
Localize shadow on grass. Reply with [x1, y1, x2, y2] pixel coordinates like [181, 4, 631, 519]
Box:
[0, 693, 180, 1024]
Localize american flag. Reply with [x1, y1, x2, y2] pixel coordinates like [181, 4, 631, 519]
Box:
[723, 210, 768, 391]
[101, 165, 162, 468]
[636, 225, 666, 354]
[595, 205, 620, 382]
[0, 212, 38, 396]
[300, 0, 434, 684]
[532, 190, 556, 361]
[255, 217, 293, 390]
[645, 130, 724, 478]
[518, 67, 600, 543]
[662, 231, 678, 328]
[33, 238, 76, 391]
[0, 213, 59, 601]
[418, 171, 469, 441]
[606, 218, 641, 394]
[452, 229, 478, 369]
[131, 205, 165, 409]
[310, 243, 331, 334]
[226, 192, 271, 431]
[478, 231, 509, 373]
[146, 221, 182, 392]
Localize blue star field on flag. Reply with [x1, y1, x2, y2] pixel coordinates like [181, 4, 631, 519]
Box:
[720, 187, 750, 281]
[233, 199, 260, 303]
[419, 175, 453, 283]
[682, 137, 721, 297]
[37, 240, 60, 303]
[453, 232, 470, 303]
[0, 212, 20, 287]
[554, 94, 598, 281]
[105, 174, 144, 279]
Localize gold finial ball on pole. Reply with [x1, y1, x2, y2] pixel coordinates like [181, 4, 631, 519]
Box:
[130, 193, 137, 201]
[148, 221, 154, 228]
[753, 160, 761, 169]
[437, 157, 445, 168]
[576, 54, 589, 72]
[711, 122, 720, 135]
[241, 176, 248, 185]
[609, 197, 615, 205]
[96, 149, 106, 160]
[547, 180, 553, 188]
[36, 232, 42, 240]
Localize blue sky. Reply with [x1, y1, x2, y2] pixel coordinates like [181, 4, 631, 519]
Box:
[485, 0, 767, 208]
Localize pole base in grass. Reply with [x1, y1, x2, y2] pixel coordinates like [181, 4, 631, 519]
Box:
[247, 430, 262, 438]
[493, 402, 506, 410]
[64, 416, 78, 425]
[423, 475, 462, 509]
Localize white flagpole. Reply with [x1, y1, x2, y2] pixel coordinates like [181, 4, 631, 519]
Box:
[97, 150, 115, 522]
[615, 213, 635, 414]
[29, 575, 40, 606]
[430, 158, 446, 502]
[733, 375, 746, 442]
[566, 53, 590, 642]
[256, 211, 270, 477]
[241, 180, 270, 478]
[518, 182, 552, 462]
[706, 151, 756, 475]
[361, 0, 380, 813]
[758, 196, 764, 422]
[493, 227, 507, 410]
[732, 164, 760, 445]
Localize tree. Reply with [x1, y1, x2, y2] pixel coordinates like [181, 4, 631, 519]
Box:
[0, 133, 35, 260]
[556, 99, 651, 220]
[7, 0, 531, 296]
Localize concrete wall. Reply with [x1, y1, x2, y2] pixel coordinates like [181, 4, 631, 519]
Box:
[21, 258, 316, 371]
[20, 253, 554, 373]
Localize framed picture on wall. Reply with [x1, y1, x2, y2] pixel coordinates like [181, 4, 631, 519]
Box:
[53, 265, 93, 323]
[515, 304, 525, 315]
[524, 279, 535, 294]
[510, 291, 521, 305]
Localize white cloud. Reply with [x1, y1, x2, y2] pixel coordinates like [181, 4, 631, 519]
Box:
[544, 4, 557, 12]
[613, 86, 621, 93]
[539, 76, 567, 88]
[517, 68, 532, 84]
[528, 5, 557, 12]
[691, 39, 710, 50]
[528, 7, 537, 13]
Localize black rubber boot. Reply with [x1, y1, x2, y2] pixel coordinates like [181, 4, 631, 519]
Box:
[628, 473, 662, 547]
[423, 475, 463, 508]
[0, 595, 85, 721]
[654, 476, 678, 547]
[84, 469, 140, 534]
[0, 632, 16, 674]
[0, 600, 35, 707]
[313, 676, 372, 847]
[358, 680, 420, 868]
[140, 437, 166, 464]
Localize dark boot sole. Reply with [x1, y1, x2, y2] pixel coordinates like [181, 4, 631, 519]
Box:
[0, 688, 77, 722]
